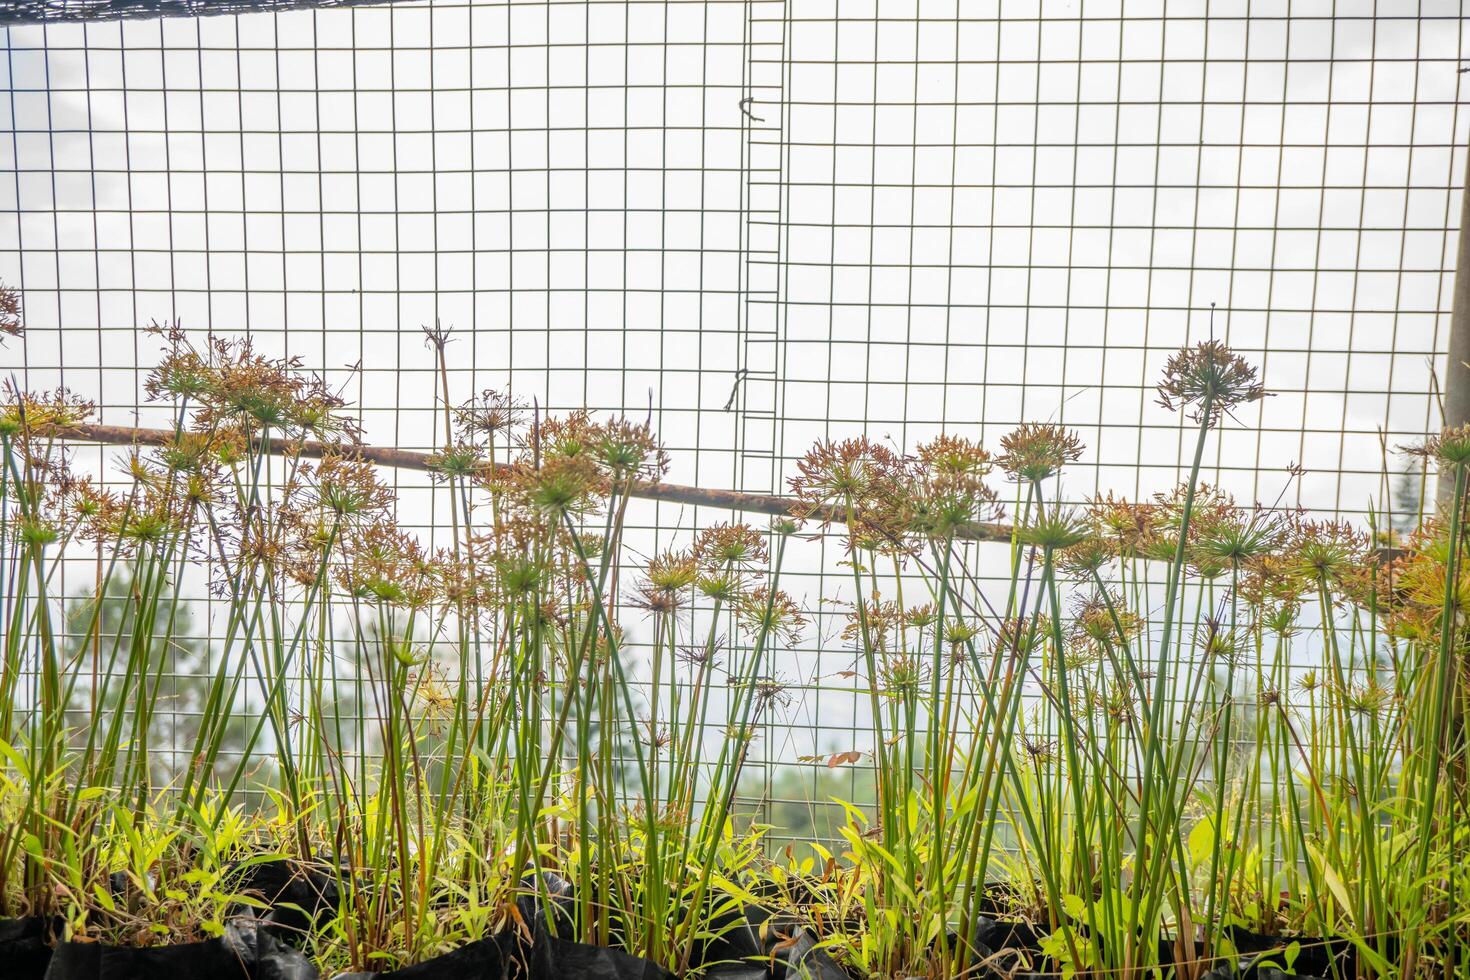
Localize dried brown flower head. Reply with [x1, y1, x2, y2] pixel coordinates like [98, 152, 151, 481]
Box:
[998, 423, 1083, 483]
[1405, 423, 1470, 467]
[789, 437, 904, 514]
[335, 521, 436, 607]
[594, 416, 669, 482]
[0, 283, 21, 340]
[907, 438, 1001, 539]
[1156, 339, 1265, 424]
[456, 387, 524, 442]
[915, 434, 992, 478]
[145, 325, 358, 442]
[1086, 491, 1158, 554]
[315, 454, 395, 521]
[1070, 591, 1142, 649]
[1287, 519, 1368, 587]
[738, 586, 807, 646]
[506, 455, 605, 522]
[693, 522, 769, 571]
[840, 593, 904, 653]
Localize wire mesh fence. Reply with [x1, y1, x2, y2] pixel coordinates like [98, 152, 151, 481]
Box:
[1, 0, 1468, 842]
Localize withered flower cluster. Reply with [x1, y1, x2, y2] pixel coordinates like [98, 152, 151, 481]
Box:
[999, 423, 1083, 484]
[633, 550, 699, 615]
[1069, 591, 1142, 652]
[791, 434, 1001, 551]
[633, 523, 805, 653]
[0, 386, 141, 553]
[840, 593, 906, 654]
[1406, 423, 1470, 468]
[335, 522, 437, 608]
[486, 411, 671, 527]
[456, 387, 525, 442]
[1156, 339, 1266, 424]
[737, 586, 807, 646]
[909, 435, 1002, 538]
[0, 283, 21, 340]
[145, 324, 358, 444]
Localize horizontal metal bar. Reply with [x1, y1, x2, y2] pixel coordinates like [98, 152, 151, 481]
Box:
[36, 421, 1017, 543]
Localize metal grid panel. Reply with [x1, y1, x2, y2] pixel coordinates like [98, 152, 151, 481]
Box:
[1, 0, 1467, 833]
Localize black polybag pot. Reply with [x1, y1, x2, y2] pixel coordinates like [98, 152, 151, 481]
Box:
[229, 859, 343, 944]
[515, 871, 575, 938]
[0, 916, 54, 980]
[691, 906, 768, 980]
[1200, 963, 1327, 980]
[42, 919, 316, 980]
[331, 921, 674, 980]
[768, 929, 845, 980]
[1223, 926, 1351, 979]
[970, 916, 1042, 956]
[330, 933, 519, 980]
[963, 916, 1057, 980]
[699, 906, 847, 980]
[531, 929, 673, 980]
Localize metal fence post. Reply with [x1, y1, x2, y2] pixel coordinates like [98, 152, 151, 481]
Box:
[1440, 145, 1470, 511]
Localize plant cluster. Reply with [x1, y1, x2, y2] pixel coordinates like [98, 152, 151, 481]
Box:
[1, 325, 1467, 979]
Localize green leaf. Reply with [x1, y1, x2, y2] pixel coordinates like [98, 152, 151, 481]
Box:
[1187, 816, 1215, 867]
[1348, 936, 1391, 976]
[953, 785, 980, 819]
[710, 873, 761, 907]
[91, 884, 116, 912]
[830, 796, 869, 827]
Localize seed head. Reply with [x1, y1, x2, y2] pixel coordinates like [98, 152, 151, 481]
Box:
[998, 423, 1083, 483]
[510, 455, 604, 522]
[2, 383, 96, 432]
[908, 455, 1001, 539]
[0, 285, 21, 341]
[993, 615, 1047, 659]
[1406, 423, 1470, 467]
[1070, 591, 1141, 649]
[1287, 519, 1367, 586]
[1087, 491, 1158, 554]
[840, 594, 904, 653]
[427, 442, 485, 482]
[903, 603, 938, 630]
[633, 550, 697, 615]
[1018, 503, 1089, 551]
[693, 522, 769, 571]
[878, 655, 927, 700]
[695, 572, 743, 604]
[737, 587, 807, 646]
[1057, 536, 1114, 578]
[1261, 601, 1301, 637]
[944, 618, 980, 648]
[315, 454, 395, 520]
[915, 434, 992, 478]
[790, 437, 904, 513]
[1156, 340, 1265, 424]
[646, 549, 699, 592]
